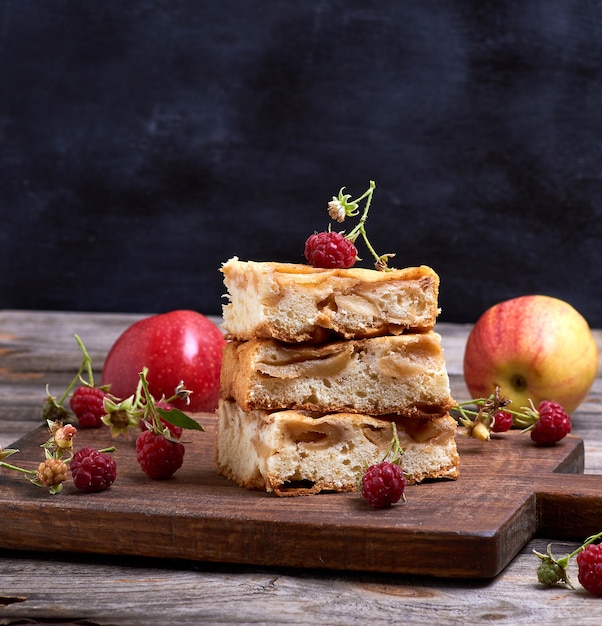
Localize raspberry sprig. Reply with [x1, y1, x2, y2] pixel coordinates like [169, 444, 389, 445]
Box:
[4, 336, 205, 494]
[136, 369, 200, 439]
[305, 180, 395, 271]
[534, 531, 602, 596]
[134, 369, 190, 480]
[452, 386, 572, 445]
[453, 386, 513, 441]
[42, 334, 113, 428]
[35, 421, 78, 493]
[360, 422, 407, 509]
[101, 368, 201, 439]
[512, 400, 572, 445]
[68, 335, 112, 428]
[2, 421, 76, 493]
[102, 368, 203, 480]
[0, 420, 117, 494]
[0, 421, 74, 494]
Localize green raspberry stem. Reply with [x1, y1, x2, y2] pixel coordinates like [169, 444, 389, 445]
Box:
[568, 530, 602, 559]
[54, 334, 96, 406]
[452, 391, 539, 430]
[74, 333, 95, 388]
[324, 180, 395, 270]
[346, 181, 379, 261]
[137, 368, 162, 431]
[383, 422, 404, 465]
[0, 460, 37, 476]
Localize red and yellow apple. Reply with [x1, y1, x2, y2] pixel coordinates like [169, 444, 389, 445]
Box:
[463, 295, 599, 414]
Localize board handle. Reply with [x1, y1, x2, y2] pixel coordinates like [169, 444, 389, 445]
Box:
[535, 473, 602, 540]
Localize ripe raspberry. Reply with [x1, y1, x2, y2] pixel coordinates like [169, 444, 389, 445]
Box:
[491, 410, 513, 433]
[530, 401, 571, 445]
[36, 458, 68, 488]
[577, 543, 602, 596]
[136, 430, 185, 480]
[140, 402, 183, 439]
[361, 461, 406, 509]
[70, 386, 109, 428]
[71, 447, 117, 493]
[304, 231, 358, 269]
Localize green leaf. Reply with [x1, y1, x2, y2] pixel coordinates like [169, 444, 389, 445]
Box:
[157, 407, 205, 431]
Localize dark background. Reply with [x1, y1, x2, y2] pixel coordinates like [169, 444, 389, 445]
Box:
[2, 1, 602, 325]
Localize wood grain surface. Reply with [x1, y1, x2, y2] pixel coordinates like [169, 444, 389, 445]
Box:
[1, 415, 598, 579]
[2, 310, 602, 624]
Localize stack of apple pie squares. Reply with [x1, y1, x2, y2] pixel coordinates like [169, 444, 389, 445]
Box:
[215, 257, 460, 496]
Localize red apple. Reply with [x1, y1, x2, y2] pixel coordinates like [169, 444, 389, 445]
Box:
[101, 310, 226, 413]
[463, 295, 598, 414]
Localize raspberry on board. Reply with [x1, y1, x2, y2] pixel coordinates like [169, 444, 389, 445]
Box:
[491, 410, 513, 433]
[70, 386, 109, 428]
[71, 447, 117, 493]
[531, 401, 572, 445]
[361, 461, 406, 509]
[304, 231, 358, 269]
[577, 543, 602, 596]
[136, 430, 185, 480]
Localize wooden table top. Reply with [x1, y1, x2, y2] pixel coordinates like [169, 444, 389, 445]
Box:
[1, 309, 602, 625]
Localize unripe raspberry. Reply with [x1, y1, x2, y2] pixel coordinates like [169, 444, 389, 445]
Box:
[54, 424, 77, 449]
[36, 458, 68, 489]
[471, 422, 490, 441]
[536, 557, 568, 585]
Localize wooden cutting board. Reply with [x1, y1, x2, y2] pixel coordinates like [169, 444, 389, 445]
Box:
[1, 415, 600, 579]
